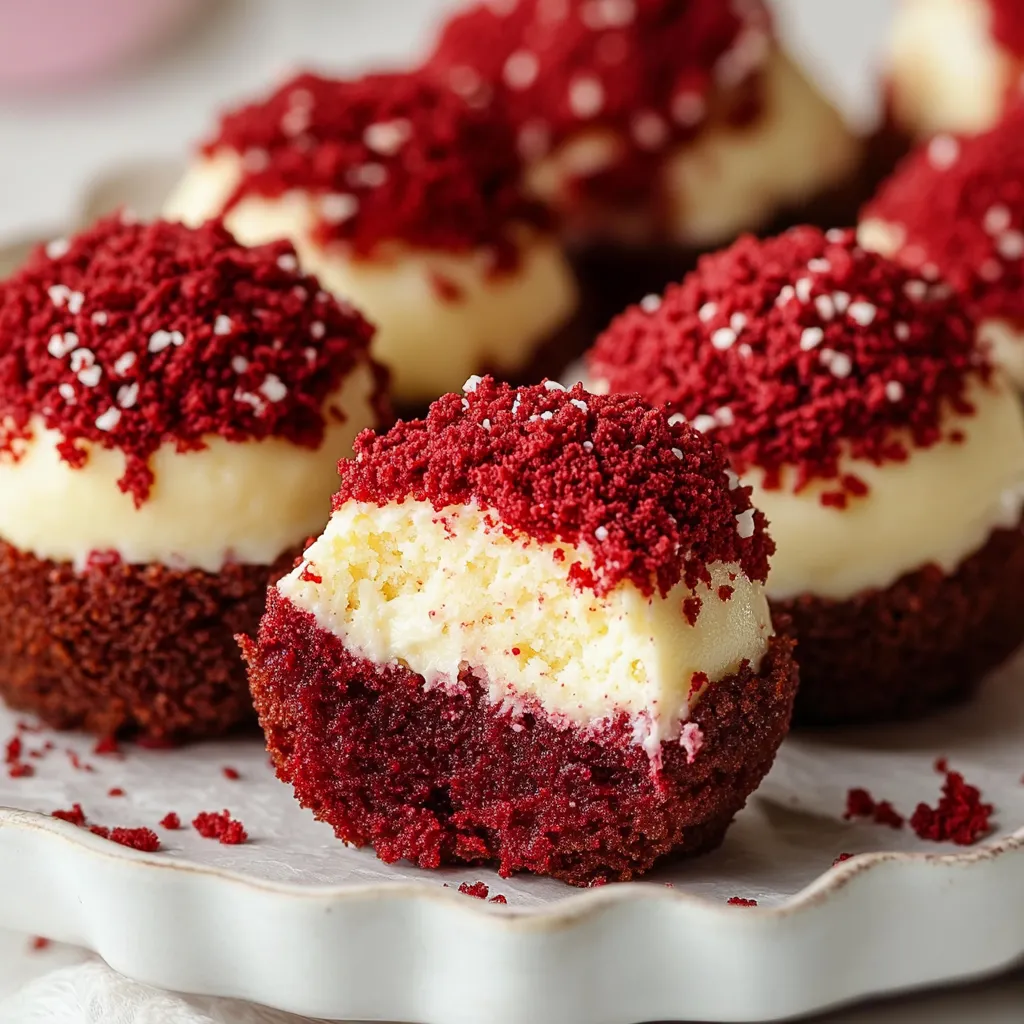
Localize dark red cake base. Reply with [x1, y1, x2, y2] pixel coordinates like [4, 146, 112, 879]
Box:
[0, 541, 295, 741]
[776, 524, 1024, 727]
[241, 591, 798, 886]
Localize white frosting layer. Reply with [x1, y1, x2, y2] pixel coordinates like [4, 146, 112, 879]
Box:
[888, 0, 1015, 137]
[748, 375, 1024, 601]
[0, 365, 377, 573]
[527, 52, 861, 248]
[859, 218, 1024, 390]
[164, 156, 579, 404]
[277, 500, 773, 750]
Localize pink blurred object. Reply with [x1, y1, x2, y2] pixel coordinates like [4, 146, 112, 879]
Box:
[0, 0, 204, 91]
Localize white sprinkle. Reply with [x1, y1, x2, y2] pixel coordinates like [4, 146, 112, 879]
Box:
[517, 120, 552, 161]
[984, 205, 1012, 236]
[738, 343, 753, 358]
[570, 398, 589, 412]
[231, 356, 249, 373]
[544, 380, 566, 391]
[77, 365, 101, 388]
[95, 407, 121, 432]
[568, 75, 605, 118]
[148, 330, 177, 353]
[116, 383, 139, 409]
[848, 301, 877, 326]
[213, 315, 233, 336]
[698, 302, 718, 323]
[894, 322, 911, 341]
[46, 238, 70, 259]
[540, 410, 554, 420]
[304, 347, 317, 365]
[640, 294, 662, 314]
[671, 90, 706, 127]
[929, 282, 953, 300]
[997, 230, 1024, 260]
[800, 326, 824, 351]
[735, 508, 756, 539]
[815, 294, 835, 321]
[594, 525, 610, 542]
[668, 413, 687, 426]
[259, 374, 288, 403]
[277, 254, 299, 273]
[47, 332, 78, 358]
[671, 447, 684, 460]
[58, 383, 76, 404]
[47, 284, 71, 307]
[631, 110, 668, 150]
[980, 258, 1004, 282]
[307, 321, 325, 341]
[66, 291, 84, 315]
[69, 347, 93, 372]
[363, 118, 412, 156]
[920, 262, 941, 282]
[725, 469, 741, 490]
[820, 349, 852, 378]
[464, 398, 472, 411]
[348, 162, 388, 189]
[927, 134, 960, 170]
[511, 396, 522, 415]
[826, 228, 847, 243]
[715, 406, 735, 426]
[583, 440, 594, 451]
[885, 380, 904, 402]
[234, 388, 263, 411]
[503, 50, 540, 90]
[807, 258, 831, 274]
[730, 312, 747, 332]
[795, 277, 813, 303]
[711, 327, 737, 351]
[691, 414, 717, 433]
[113, 352, 136, 376]
[776, 285, 796, 307]
[464, 375, 484, 393]
[904, 280, 928, 301]
[581, 0, 635, 28]
[481, 418, 492, 430]
[318, 192, 360, 225]
[831, 291, 850, 314]
[91, 311, 108, 326]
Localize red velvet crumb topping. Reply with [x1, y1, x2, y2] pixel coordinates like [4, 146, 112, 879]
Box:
[160, 812, 182, 830]
[337, 377, 772, 598]
[910, 767, 994, 846]
[989, 0, 1024, 56]
[0, 215, 380, 506]
[193, 809, 248, 844]
[844, 787, 905, 830]
[458, 881, 489, 899]
[52, 804, 87, 827]
[727, 897, 757, 906]
[423, 0, 772, 205]
[108, 827, 161, 852]
[203, 72, 546, 266]
[589, 227, 985, 501]
[862, 106, 1024, 329]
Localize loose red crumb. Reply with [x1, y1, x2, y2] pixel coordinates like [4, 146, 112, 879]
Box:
[203, 73, 545, 265]
[135, 735, 178, 750]
[160, 812, 182, 830]
[107, 787, 125, 797]
[718, 584, 734, 601]
[51, 804, 87, 827]
[222, 766, 241, 780]
[0, 216, 382, 506]
[873, 801, 906, 829]
[338, 378, 772, 599]
[29, 937, 50, 951]
[589, 228, 983, 502]
[5, 736, 22, 764]
[727, 897, 758, 906]
[193, 809, 249, 845]
[844, 788, 905, 829]
[88, 825, 109, 838]
[93, 736, 121, 757]
[298, 565, 322, 584]
[109, 827, 161, 852]
[66, 750, 94, 773]
[489, 894, 508, 904]
[833, 853, 854, 865]
[8, 763, 33, 778]
[458, 881, 490, 899]
[909, 768, 994, 846]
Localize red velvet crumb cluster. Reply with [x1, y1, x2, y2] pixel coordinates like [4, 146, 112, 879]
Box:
[49, 804, 161, 852]
[193, 809, 248, 844]
[458, 881, 489, 899]
[335, 377, 772, 599]
[203, 72, 545, 266]
[423, 0, 772, 203]
[844, 788, 905, 829]
[989, 0, 1024, 56]
[910, 768, 994, 846]
[0, 215, 379, 505]
[862, 106, 1024, 328]
[589, 227, 984, 503]
[727, 896, 757, 906]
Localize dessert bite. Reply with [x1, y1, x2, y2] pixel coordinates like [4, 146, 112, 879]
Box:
[886, 0, 1024, 139]
[0, 215, 385, 741]
[860, 107, 1024, 388]
[241, 378, 797, 885]
[588, 227, 1024, 725]
[422, 0, 861, 310]
[164, 72, 580, 407]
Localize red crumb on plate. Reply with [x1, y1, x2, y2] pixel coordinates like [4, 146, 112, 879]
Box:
[193, 810, 248, 845]
[108, 827, 161, 853]
[222, 766, 241, 780]
[910, 766, 994, 845]
[29, 937, 50, 951]
[159, 812, 182, 830]
[833, 853, 854, 866]
[844, 787, 905, 829]
[458, 881, 490, 899]
[51, 804, 87, 827]
[93, 736, 121, 757]
[107, 787, 125, 798]
[727, 897, 758, 906]
[489, 894, 508, 904]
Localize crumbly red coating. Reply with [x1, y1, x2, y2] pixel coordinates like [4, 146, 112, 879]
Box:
[108, 827, 162, 852]
[990, 0, 1024, 55]
[52, 804, 87, 827]
[0, 215, 381, 505]
[844, 788, 906, 830]
[458, 881, 489, 899]
[862, 107, 1024, 329]
[193, 810, 248, 844]
[588, 227, 984, 501]
[727, 897, 757, 906]
[910, 768, 994, 846]
[338, 378, 772, 598]
[202, 72, 545, 264]
[241, 591, 798, 885]
[423, 0, 771, 203]
[160, 812, 182, 830]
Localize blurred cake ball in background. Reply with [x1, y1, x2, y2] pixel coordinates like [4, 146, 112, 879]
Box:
[164, 72, 582, 408]
[860, 105, 1024, 387]
[886, 0, 1024, 138]
[588, 227, 1024, 726]
[421, 0, 862, 313]
[0, 214, 385, 741]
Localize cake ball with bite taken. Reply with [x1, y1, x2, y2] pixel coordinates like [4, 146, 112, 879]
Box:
[422, 0, 862, 314]
[241, 378, 797, 885]
[0, 215, 386, 741]
[860, 105, 1024, 388]
[164, 72, 581, 408]
[886, 0, 1024, 140]
[588, 227, 1024, 725]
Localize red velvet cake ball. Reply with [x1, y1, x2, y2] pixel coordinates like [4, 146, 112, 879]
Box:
[241, 378, 797, 885]
[588, 226, 1024, 725]
[0, 215, 386, 740]
[165, 72, 581, 406]
[860, 106, 1024, 388]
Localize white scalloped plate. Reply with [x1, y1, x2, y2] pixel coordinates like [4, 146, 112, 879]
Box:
[2, 166, 1024, 1022]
